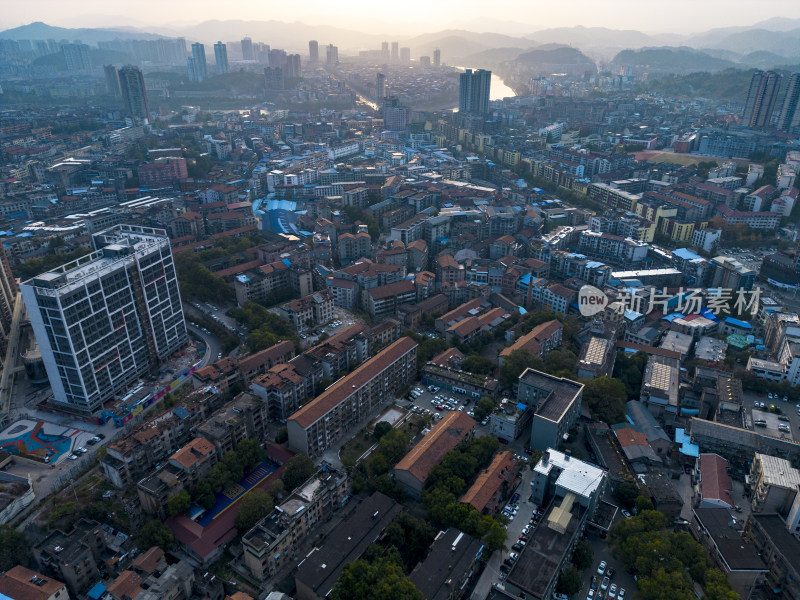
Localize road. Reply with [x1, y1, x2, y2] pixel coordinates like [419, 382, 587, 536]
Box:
[470, 466, 536, 599]
[186, 323, 219, 367]
[0, 292, 25, 417]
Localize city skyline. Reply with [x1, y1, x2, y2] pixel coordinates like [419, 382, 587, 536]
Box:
[2, 0, 800, 35]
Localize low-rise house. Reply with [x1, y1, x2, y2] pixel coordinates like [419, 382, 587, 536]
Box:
[459, 451, 519, 514]
[394, 411, 476, 496]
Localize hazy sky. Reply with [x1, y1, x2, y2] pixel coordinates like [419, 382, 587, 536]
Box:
[2, 0, 799, 34]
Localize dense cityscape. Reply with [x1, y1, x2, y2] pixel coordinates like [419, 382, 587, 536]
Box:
[1, 4, 800, 600]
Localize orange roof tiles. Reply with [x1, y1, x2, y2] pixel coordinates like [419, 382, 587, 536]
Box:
[394, 411, 475, 485]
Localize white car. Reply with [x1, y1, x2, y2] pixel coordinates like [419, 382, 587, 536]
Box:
[609, 584, 618, 599]
[597, 561, 607, 576]
[509, 552, 518, 561]
[618, 589, 626, 600]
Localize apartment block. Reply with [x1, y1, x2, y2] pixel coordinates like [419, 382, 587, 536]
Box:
[234, 259, 312, 306]
[287, 337, 417, 457]
[242, 464, 349, 579]
[20, 225, 187, 413]
[249, 357, 324, 420]
[34, 519, 106, 598]
[278, 290, 334, 333]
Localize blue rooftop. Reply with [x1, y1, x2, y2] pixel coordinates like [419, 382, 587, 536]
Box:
[673, 248, 701, 261]
[725, 316, 752, 329]
[675, 428, 699, 458]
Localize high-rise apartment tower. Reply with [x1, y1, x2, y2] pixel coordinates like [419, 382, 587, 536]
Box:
[118, 65, 150, 120]
[20, 225, 187, 413]
[743, 70, 782, 129]
[459, 68, 492, 115]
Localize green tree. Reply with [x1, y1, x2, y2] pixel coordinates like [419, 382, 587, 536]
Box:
[482, 517, 508, 552]
[167, 490, 191, 517]
[269, 478, 286, 498]
[235, 488, 273, 532]
[374, 421, 393, 440]
[275, 426, 288, 444]
[282, 454, 315, 491]
[473, 397, 496, 422]
[500, 349, 542, 387]
[635, 495, 655, 513]
[0, 526, 32, 570]
[331, 558, 423, 600]
[462, 354, 496, 375]
[614, 479, 641, 509]
[375, 429, 409, 465]
[137, 520, 175, 551]
[583, 376, 627, 425]
[613, 351, 648, 399]
[572, 540, 594, 570]
[558, 566, 583, 596]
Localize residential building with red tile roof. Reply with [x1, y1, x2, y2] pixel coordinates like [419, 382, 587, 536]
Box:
[394, 411, 476, 496]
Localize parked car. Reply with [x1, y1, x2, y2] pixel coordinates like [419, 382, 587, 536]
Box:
[621, 510, 632, 519]
[608, 584, 618, 599]
[607, 568, 615, 579]
[618, 589, 626, 600]
[512, 542, 524, 551]
[597, 561, 607, 576]
[590, 576, 598, 590]
[601, 577, 610, 592]
[509, 553, 519, 561]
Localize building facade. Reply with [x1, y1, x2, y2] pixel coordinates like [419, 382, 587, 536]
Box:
[21, 225, 187, 413]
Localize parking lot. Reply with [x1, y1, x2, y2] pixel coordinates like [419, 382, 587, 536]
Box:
[745, 389, 800, 441]
[405, 385, 481, 423]
[582, 523, 637, 600]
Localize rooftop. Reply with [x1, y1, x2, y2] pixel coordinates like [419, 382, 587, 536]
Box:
[394, 411, 476, 485]
[754, 453, 800, 490]
[295, 493, 401, 597]
[409, 528, 483, 600]
[535, 449, 605, 500]
[459, 451, 517, 511]
[289, 337, 417, 429]
[520, 369, 584, 424]
[699, 453, 733, 507]
[693, 508, 766, 572]
[0, 566, 65, 600]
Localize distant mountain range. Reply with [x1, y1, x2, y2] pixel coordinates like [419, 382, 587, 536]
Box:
[2, 19, 799, 73]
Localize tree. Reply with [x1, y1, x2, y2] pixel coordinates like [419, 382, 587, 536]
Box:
[635, 495, 655, 513]
[282, 454, 315, 491]
[558, 566, 583, 596]
[374, 421, 393, 440]
[167, 490, 191, 517]
[0, 526, 31, 571]
[275, 426, 288, 444]
[330, 558, 423, 600]
[482, 518, 508, 552]
[269, 479, 286, 498]
[137, 520, 175, 551]
[375, 429, 409, 465]
[473, 397, 496, 422]
[613, 351, 648, 399]
[614, 479, 641, 509]
[500, 349, 542, 387]
[462, 354, 496, 375]
[583, 376, 627, 425]
[572, 540, 594, 570]
[235, 488, 273, 532]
